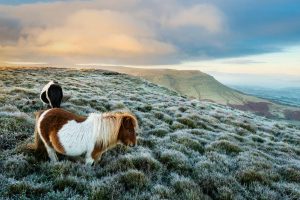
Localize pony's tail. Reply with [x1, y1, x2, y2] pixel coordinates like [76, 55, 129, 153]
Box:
[27, 111, 45, 151]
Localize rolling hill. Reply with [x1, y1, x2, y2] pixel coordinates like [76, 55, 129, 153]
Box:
[0, 67, 300, 199]
[94, 66, 300, 122]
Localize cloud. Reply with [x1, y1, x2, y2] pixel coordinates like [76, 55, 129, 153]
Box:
[165, 4, 223, 33]
[19, 9, 175, 57]
[0, 16, 21, 45]
[223, 59, 265, 65]
[0, 0, 299, 65]
[0, 0, 225, 65]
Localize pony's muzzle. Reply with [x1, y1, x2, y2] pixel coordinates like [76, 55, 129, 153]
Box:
[129, 143, 136, 147]
[129, 141, 137, 147]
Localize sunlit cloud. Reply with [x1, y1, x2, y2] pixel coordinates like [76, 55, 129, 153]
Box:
[0, 0, 224, 65]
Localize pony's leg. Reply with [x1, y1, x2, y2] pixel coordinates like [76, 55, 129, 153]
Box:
[45, 145, 58, 162]
[85, 153, 94, 165]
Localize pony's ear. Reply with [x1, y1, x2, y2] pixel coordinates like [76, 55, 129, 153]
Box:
[123, 117, 134, 129]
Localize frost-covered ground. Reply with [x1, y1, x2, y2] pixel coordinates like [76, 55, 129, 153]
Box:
[0, 67, 300, 200]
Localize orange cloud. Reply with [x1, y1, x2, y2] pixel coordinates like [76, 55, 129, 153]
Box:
[0, 0, 224, 65]
[21, 10, 175, 57]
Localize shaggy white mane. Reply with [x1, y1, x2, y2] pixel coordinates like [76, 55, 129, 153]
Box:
[90, 111, 138, 148]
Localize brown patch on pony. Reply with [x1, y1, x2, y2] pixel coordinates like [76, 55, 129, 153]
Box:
[117, 116, 137, 146]
[49, 131, 65, 154]
[91, 143, 103, 160]
[39, 108, 87, 154]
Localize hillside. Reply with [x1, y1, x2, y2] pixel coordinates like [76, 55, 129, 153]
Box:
[93, 66, 300, 122]
[0, 67, 300, 199]
[101, 67, 259, 104]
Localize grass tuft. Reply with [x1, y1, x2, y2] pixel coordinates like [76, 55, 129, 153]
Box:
[207, 140, 242, 155]
[53, 176, 86, 194]
[6, 182, 49, 198]
[159, 150, 191, 172]
[237, 169, 269, 185]
[118, 170, 149, 190]
[148, 128, 169, 137]
[177, 117, 196, 128]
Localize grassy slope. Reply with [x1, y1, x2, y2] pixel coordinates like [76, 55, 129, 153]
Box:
[0, 67, 300, 199]
[96, 66, 300, 121]
[94, 66, 256, 105]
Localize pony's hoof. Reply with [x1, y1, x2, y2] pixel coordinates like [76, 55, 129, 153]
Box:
[85, 158, 94, 165]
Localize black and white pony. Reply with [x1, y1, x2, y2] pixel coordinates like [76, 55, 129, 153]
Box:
[40, 81, 63, 108]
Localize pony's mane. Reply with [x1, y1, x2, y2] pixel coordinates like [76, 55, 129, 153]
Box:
[92, 111, 138, 148]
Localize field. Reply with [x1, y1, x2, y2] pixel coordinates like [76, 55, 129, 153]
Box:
[0, 67, 300, 199]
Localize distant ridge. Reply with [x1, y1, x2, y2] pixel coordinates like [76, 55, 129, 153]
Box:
[94, 66, 300, 122]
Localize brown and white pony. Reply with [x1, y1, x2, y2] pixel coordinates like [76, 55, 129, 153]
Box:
[28, 108, 138, 165]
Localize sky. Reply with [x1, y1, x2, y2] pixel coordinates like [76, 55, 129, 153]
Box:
[0, 0, 300, 87]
